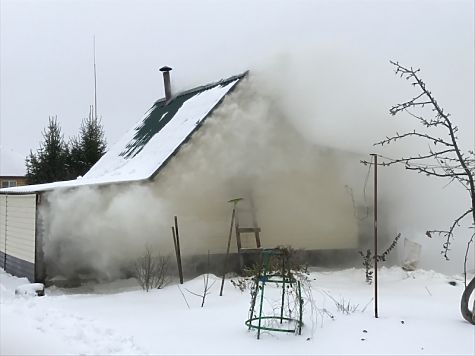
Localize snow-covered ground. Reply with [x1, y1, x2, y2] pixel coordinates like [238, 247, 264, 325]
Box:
[1, 267, 474, 355]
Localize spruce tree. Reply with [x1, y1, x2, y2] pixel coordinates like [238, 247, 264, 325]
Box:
[26, 116, 69, 184]
[25, 110, 106, 184]
[67, 135, 83, 179]
[80, 109, 107, 174]
[68, 108, 107, 178]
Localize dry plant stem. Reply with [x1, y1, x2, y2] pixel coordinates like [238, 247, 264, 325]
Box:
[358, 233, 401, 284]
[185, 251, 215, 307]
[177, 285, 190, 309]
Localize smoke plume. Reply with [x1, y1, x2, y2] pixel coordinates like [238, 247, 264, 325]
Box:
[41, 49, 473, 279]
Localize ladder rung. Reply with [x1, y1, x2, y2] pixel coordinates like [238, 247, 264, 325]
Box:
[237, 227, 261, 233]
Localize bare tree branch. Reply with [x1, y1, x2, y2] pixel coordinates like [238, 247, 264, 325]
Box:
[464, 232, 475, 287]
[426, 209, 473, 260]
[375, 131, 454, 147]
[404, 165, 467, 178]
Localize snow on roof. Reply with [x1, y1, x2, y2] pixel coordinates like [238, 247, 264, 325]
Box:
[0, 73, 245, 194]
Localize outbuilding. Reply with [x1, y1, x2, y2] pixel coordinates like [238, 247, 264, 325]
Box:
[0, 69, 364, 282]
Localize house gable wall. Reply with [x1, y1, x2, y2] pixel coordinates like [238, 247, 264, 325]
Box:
[147, 83, 360, 256]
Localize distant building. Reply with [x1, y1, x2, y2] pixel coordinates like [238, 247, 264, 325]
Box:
[0, 175, 28, 188]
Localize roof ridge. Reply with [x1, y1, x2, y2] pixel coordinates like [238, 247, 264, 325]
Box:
[153, 71, 248, 106]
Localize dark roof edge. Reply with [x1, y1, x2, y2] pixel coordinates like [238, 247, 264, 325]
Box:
[0, 178, 148, 196]
[148, 70, 249, 181]
[152, 71, 249, 107]
[0, 191, 37, 196]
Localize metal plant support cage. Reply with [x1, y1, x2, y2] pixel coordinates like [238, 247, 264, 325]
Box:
[245, 248, 304, 339]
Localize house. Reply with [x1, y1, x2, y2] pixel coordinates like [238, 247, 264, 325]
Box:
[0, 68, 362, 283]
[0, 175, 28, 188]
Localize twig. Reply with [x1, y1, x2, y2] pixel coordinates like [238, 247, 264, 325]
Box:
[177, 285, 190, 309]
[426, 209, 473, 260]
[463, 232, 475, 287]
[185, 251, 216, 307]
[361, 297, 374, 313]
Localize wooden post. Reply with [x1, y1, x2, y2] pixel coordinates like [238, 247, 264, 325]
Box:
[298, 280, 303, 335]
[371, 153, 379, 319]
[171, 226, 177, 252]
[174, 216, 184, 284]
[171, 226, 180, 283]
[280, 255, 285, 323]
[220, 206, 236, 296]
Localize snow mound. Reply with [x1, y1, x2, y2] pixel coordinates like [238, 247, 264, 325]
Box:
[14, 283, 44, 297]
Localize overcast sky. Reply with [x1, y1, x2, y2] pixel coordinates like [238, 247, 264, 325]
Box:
[0, 0, 473, 175]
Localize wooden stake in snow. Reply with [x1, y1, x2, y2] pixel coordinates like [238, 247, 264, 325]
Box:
[371, 153, 379, 319]
[172, 216, 184, 284]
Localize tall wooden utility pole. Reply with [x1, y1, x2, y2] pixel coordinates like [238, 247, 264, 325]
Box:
[371, 153, 379, 318]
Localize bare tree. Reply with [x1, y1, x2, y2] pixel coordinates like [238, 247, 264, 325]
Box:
[135, 246, 170, 292]
[186, 251, 216, 307]
[362, 61, 475, 324]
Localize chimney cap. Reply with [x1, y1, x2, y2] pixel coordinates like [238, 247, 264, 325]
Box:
[159, 66, 172, 72]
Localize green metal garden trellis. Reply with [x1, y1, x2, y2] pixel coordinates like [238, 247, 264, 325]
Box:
[245, 248, 303, 339]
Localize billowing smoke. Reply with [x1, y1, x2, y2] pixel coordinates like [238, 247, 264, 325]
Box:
[251, 48, 473, 274]
[42, 185, 171, 280]
[41, 49, 473, 280]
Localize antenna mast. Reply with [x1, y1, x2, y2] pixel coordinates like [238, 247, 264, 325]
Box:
[93, 36, 98, 120]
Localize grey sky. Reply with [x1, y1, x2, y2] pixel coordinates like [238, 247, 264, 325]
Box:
[0, 0, 473, 175]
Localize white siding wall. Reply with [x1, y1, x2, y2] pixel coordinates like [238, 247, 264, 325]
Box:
[3, 195, 36, 263]
[0, 195, 6, 255]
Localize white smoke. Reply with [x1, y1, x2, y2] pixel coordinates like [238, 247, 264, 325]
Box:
[41, 48, 473, 279]
[251, 48, 472, 274]
[42, 185, 171, 280]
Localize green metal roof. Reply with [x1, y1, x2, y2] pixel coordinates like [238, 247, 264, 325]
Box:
[120, 73, 247, 159]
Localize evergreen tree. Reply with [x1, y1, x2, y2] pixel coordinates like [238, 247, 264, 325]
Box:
[26, 116, 69, 184]
[67, 135, 83, 179]
[25, 150, 41, 183]
[80, 109, 107, 173]
[67, 107, 107, 178]
[26, 110, 107, 184]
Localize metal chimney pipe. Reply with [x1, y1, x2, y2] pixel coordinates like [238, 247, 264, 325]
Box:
[159, 66, 172, 101]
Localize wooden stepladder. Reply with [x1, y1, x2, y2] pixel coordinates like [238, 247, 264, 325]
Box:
[233, 198, 261, 265]
[219, 197, 262, 296]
